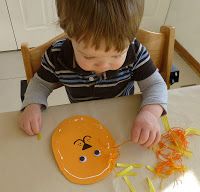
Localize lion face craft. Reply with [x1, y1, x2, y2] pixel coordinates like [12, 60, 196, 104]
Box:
[52, 115, 119, 184]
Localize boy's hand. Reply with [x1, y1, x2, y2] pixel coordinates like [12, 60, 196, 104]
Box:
[131, 105, 163, 148]
[19, 104, 42, 136]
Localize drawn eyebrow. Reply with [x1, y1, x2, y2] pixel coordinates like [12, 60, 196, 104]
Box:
[74, 135, 92, 145]
[74, 139, 84, 145]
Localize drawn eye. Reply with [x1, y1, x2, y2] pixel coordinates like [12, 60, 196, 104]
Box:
[79, 156, 87, 163]
[77, 142, 82, 146]
[94, 150, 101, 157]
[74, 140, 84, 147]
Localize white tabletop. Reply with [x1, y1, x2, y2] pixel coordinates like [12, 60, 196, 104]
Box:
[0, 86, 200, 192]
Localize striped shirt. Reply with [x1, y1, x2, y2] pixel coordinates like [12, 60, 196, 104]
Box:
[36, 38, 156, 103]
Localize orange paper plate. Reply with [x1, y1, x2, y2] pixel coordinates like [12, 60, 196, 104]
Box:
[52, 115, 119, 184]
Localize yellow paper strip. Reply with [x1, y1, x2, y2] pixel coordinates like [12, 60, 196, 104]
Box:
[161, 115, 171, 131]
[185, 128, 200, 136]
[131, 163, 143, 168]
[123, 176, 136, 192]
[146, 177, 156, 192]
[116, 165, 133, 177]
[169, 144, 193, 158]
[37, 133, 42, 140]
[116, 163, 130, 168]
[183, 150, 192, 158]
[146, 165, 155, 173]
[123, 172, 137, 176]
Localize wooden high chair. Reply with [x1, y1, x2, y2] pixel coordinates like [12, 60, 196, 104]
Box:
[20, 25, 175, 101]
[136, 25, 175, 89]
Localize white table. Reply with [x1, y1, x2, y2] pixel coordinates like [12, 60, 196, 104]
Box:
[0, 86, 200, 192]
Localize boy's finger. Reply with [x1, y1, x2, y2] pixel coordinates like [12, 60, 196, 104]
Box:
[31, 119, 40, 134]
[138, 129, 149, 145]
[38, 116, 42, 131]
[142, 131, 155, 147]
[151, 132, 161, 147]
[131, 126, 141, 143]
[23, 122, 34, 136]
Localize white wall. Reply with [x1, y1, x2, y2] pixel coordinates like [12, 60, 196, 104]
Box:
[166, 0, 200, 63]
[0, 0, 171, 51]
[141, 0, 172, 32]
[6, 0, 62, 49]
[0, 0, 17, 51]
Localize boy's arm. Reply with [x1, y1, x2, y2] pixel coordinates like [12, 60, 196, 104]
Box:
[22, 73, 60, 110]
[22, 43, 62, 110]
[137, 69, 168, 116]
[130, 40, 167, 147]
[131, 70, 167, 146]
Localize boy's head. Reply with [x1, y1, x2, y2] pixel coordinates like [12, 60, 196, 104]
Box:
[56, 0, 144, 73]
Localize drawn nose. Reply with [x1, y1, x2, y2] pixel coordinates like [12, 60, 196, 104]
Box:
[82, 143, 92, 150]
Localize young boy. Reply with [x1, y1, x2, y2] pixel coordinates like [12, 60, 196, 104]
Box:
[20, 0, 167, 148]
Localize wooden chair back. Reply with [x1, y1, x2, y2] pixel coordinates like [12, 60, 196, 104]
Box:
[21, 25, 175, 88]
[136, 25, 175, 88]
[21, 33, 67, 82]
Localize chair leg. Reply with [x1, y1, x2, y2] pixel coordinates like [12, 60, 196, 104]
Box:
[20, 80, 28, 102]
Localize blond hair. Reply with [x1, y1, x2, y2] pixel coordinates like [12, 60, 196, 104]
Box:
[56, 0, 144, 51]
